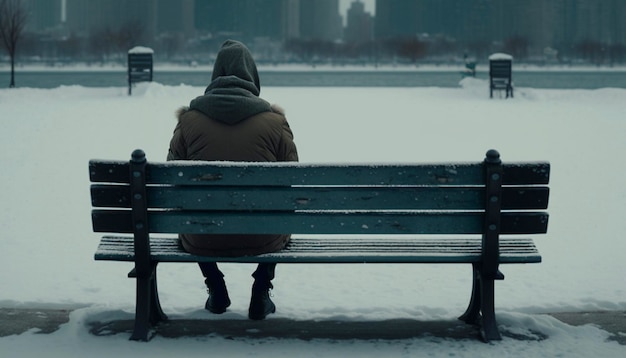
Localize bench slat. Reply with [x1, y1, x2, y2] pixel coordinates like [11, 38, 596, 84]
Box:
[89, 161, 550, 186]
[92, 210, 548, 235]
[91, 185, 549, 211]
[94, 236, 541, 264]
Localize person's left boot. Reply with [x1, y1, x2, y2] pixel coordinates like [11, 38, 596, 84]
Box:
[204, 277, 231, 314]
[248, 281, 276, 320]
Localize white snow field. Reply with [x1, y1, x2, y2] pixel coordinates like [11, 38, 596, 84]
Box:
[1, 77, 625, 357]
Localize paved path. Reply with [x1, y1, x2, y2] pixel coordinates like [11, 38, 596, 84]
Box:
[0, 308, 72, 336]
[1, 308, 624, 344]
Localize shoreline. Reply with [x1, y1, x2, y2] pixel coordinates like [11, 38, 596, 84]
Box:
[2, 63, 626, 73]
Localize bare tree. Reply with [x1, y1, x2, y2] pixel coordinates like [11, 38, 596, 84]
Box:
[0, 0, 28, 87]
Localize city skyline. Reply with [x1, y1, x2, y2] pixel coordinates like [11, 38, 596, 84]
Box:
[16, 0, 626, 64]
[23, 1, 625, 42]
[48, 0, 376, 27]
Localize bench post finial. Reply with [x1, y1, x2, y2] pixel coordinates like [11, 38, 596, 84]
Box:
[485, 149, 501, 164]
[131, 149, 146, 164]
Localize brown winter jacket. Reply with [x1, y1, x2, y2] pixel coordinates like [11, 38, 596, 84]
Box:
[167, 40, 298, 257]
[168, 105, 297, 163]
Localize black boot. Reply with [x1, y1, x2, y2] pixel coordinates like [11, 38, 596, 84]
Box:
[199, 263, 231, 314]
[248, 263, 277, 320]
[248, 281, 276, 320]
[204, 276, 231, 314]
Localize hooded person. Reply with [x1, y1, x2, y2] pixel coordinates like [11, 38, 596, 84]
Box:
[167, 40, 298, 320]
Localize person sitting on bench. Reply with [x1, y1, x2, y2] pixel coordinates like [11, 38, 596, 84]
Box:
[167, 40, 299, 320]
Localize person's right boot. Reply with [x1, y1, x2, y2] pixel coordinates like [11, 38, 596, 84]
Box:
[204, 276, 231, 314]
[248, 280, 276, 320]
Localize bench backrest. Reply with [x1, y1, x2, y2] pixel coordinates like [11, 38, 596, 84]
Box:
[90, 150, 549, 237]
[128, 53, 153, 83]
[490, 60, 512, 82]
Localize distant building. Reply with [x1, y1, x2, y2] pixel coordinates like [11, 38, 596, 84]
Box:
[375, 0, 418, 39]
[375, 0, 625, 57]
[23, 0, 63, 33]
[194, 0, 290, 41]
[157, 0, 195, 36]
[65, 0, 158, 40]
[283, 0, 301, 40]
[344, 0, 373, 43]
[573, 0, 626, 44]
[300, 0, 342, 41]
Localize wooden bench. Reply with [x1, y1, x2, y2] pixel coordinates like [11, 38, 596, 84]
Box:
[127, 49, 153, 95]
[489, 53, 514, 98]
[89, 149, 550, 342]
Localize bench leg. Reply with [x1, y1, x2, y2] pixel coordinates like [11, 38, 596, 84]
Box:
[458, 264, 503, 342]
[459, 264, 481, 325]
[130, 263, 168, 341]
[479, 277, 502, 342]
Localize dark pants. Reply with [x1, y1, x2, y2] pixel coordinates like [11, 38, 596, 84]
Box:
[199, 262, 276, 283]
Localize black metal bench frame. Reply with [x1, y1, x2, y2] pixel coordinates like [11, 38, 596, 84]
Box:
[89, 149, 550, 342]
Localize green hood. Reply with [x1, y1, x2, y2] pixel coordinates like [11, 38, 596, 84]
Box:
[189, 40, 271, 124]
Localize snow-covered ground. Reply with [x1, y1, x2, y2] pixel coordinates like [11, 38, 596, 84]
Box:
[0, 78, 624, 356]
